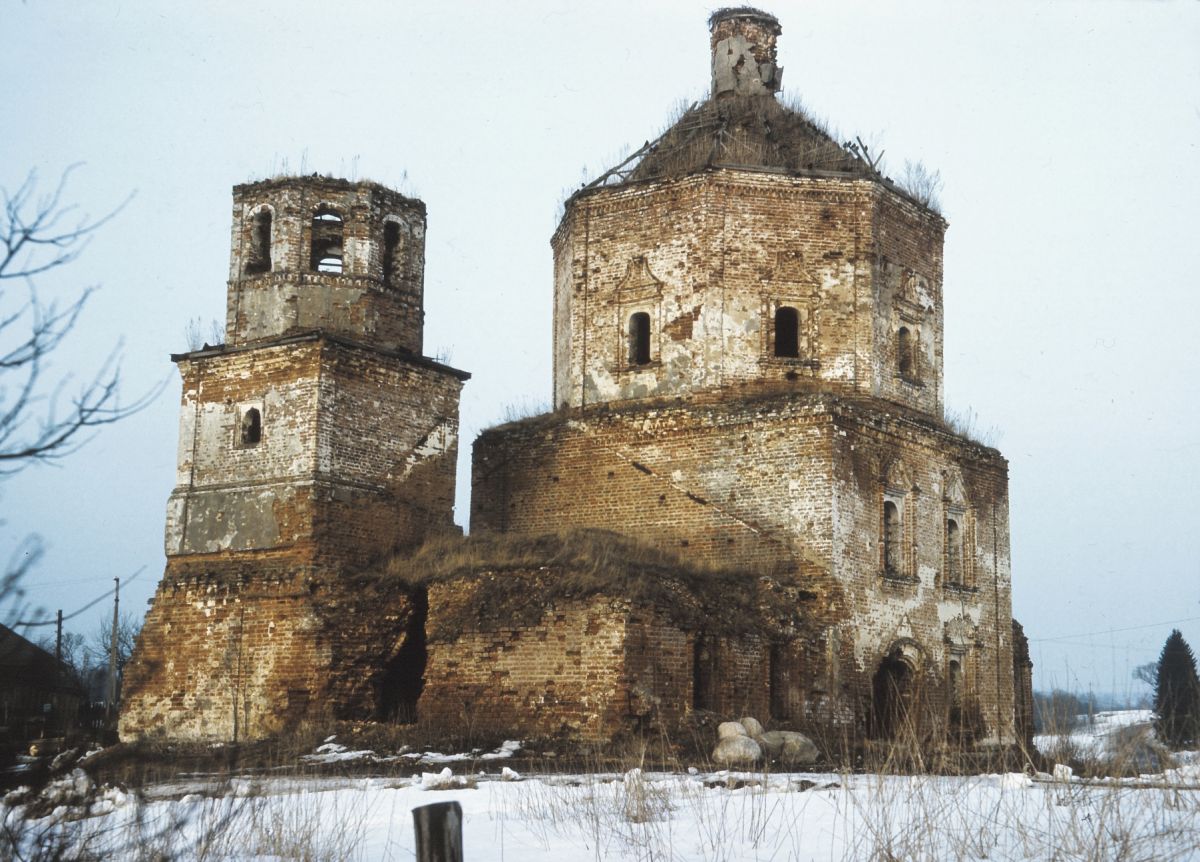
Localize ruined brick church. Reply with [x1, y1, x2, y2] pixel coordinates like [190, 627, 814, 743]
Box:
[122, 9, 1034, 751]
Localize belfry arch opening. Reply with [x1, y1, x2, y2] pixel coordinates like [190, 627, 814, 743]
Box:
[245, 208, 272, 274]
[382, 220, 402, 288]
[311, 207, 345, 273]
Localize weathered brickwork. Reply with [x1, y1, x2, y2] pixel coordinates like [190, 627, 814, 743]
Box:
[474, 391, 1014, 743]
[122, 177, 467, 743]
[120, 563, 420, 741]
[227, 177, 426, 354]
[125, 8, 1026, 751]
[1012, 620, 1035, 751]
[163, 335, 464, 566]
[417, 572, 772, 741]
[421, 587, 634, 739]
[552, 171, 944, 417]
[474, 7, 1019, 748]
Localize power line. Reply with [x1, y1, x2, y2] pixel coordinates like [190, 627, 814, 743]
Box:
[10, 567, 144, 627]
[1031, 615, 1200, 644]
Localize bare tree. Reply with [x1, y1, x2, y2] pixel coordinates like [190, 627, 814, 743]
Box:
[1134, 661, 1158, 689]
[1, 167, 159, 637]
[184, 315, 226, 351]
[89, 611, 140, 669]
[896, 159, 943, 214]
[36, 629, 91, 688]
[0, 165, 156, 476]
[89, 610, 142, 709]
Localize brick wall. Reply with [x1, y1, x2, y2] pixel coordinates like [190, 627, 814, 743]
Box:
[120, 562, 420, 741]
[227, 177, 426, 354]
[827, 402, 1014, 743]
[473, 391, 1014, 743]
[167, 335, 465, 565]
[418, 572, 778, 740]
[473, 392, 835, 575]
[551, 170, 944, 418]
[130, 329, 464, 741]
[121, 568, 325, 742]
[420, 581, 633, 739]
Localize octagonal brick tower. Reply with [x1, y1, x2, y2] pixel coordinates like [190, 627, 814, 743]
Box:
[480, 10, 1018, 747]
[551, 7, 945, 417]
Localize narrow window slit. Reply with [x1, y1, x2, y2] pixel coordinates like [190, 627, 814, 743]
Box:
[629, 312, 651, 365]
[774, 306, 799, 357]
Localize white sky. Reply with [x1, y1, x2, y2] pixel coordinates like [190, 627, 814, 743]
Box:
[2, 0, 1198, 698]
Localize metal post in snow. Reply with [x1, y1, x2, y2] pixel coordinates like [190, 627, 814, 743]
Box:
[412, 800, 463, 862]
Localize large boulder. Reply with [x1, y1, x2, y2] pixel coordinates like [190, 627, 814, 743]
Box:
[717, 721, 749, 740]
[758, 730, 819, 765]
[712, 734, 762, 766]
[739, 716, 765, 738]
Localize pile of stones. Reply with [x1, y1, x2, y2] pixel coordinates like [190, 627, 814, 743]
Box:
[711, 716, 819, 766]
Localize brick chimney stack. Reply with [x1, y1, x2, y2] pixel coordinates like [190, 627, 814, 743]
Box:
[709, 7, 783, 99]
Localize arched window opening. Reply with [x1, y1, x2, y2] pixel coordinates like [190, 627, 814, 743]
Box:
[629, 312, 651, 366]
[693, 635, 715, 711]
[245, 209, 272, 274]
[871, 651, 913, 740]
[768, 644, 788, 720]
[883, 500, 901, 574]
[774, 306, 799, 357]
[946, 518, 963, 586]
[240, 407, 262, 447]
[382, 221, 402, 288]
[897, 326, 913, 377]
[311, 208, 344, 273]
[948, 659, 963, 732]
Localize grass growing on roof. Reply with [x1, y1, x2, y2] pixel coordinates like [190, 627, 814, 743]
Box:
[370, 528, 808, 639]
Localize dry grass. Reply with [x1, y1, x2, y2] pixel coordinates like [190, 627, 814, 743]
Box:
[943, 405, 1001, 448]
[624, 95, 869, 185]
[371, 528, 809, 640]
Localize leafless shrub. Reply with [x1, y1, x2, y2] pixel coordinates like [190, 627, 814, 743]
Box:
[183, 317, 225, 352]
[896, 159, 944, 214]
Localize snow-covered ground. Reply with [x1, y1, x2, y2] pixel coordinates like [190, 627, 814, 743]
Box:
[5, 716, 1200, 861]
[1033, 709, 1157, 760]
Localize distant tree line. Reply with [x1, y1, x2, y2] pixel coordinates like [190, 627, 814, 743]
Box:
[1032, 690, 1099, 735]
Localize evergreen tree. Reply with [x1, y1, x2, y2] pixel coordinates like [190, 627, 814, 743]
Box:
[1154, 629, 1200, 748]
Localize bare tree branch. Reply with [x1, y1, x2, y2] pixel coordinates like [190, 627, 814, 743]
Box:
[0, 167, 159, 475]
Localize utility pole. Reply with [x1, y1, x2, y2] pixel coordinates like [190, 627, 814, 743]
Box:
[107, 577, 119, 720]
[55, 609, 63, 662]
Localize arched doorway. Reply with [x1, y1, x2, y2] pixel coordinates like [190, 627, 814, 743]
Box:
[871, 649, 916, 739]
[376, 589, 428, 723]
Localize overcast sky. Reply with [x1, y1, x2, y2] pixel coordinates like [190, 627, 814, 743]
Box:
[3, 0, 1198, 698]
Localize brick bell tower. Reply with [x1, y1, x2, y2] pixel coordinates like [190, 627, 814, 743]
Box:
[121, 176, 469, 742]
